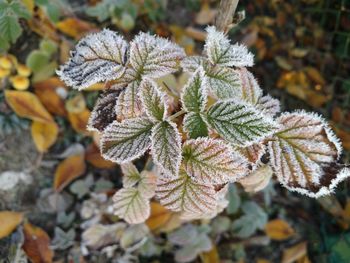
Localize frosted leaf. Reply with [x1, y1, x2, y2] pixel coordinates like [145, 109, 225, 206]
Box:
[181, 56, 208, 73]
[256, 95, 281, 117]
[183, 112, 209, 139]
[206, 100, 278, 146]
[151, 120, 182, 177]
[109, 68, 139, 90]
[112, 188, 150, 224]
[268, 111, 349, 198]
[101, 117, 153, 163]
[130, 32, 185, 78]
[237, 143, 266, 170]
[182, 138, 248, 184]
[156, 169, 218, 215]
[239, 164, 273, 193]
[138, 171, 157, 198]
[181, 68, 207, 113]
[204, 26, 254, 67]
[205, 67, 241, 100]
[87, 89, 121, 132]
[238, 68, 263, 105]
[121, 162, 141, 188]
[57, 29, 128, 90]
[139, 78, 167, 121]
[115, 81, 143, 121]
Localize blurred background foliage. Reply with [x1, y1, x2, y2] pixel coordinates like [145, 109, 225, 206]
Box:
[0, 0, 350, 262]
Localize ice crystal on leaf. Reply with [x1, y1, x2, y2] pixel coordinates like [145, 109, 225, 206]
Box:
[268, 111, 349, 197]
[156, 170, 218, 216]
[59, 25, 350, 224]
[182, 138, 248, 184]
[101, 117, 153, 163]
[204, 26, 254, 67]
[57, 29, 128, 90]
[130, 32, 185, 78]
[206, 100, 278, 146]
[151, 120, 182, 177]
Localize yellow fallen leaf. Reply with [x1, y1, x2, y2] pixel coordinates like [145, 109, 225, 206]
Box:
[304, 67, 325, 86]
[65, 93, 86, 113]
[146, 202, 172, 232]
[54, 154, 86, 192]
[10, 75, 30, 90]
[68, 109, 91, 134]
[33, 77, 67, 117]
[282, 242, 307, 263]
[200, 245, 220, 263]
[265, 219, 295, 240]
[85, 143, 115, 169]
[5, 90, 54, 123]
[0, 211, 23, 239]
[23, 222, 54, 263]
[256, 259, 271, 263]
[56, 18, 96, 39]
[31, 121, 59, 153]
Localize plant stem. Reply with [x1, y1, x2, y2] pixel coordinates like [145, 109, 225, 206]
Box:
[168, 109, 186, 121]
[215, 0, 239, 33]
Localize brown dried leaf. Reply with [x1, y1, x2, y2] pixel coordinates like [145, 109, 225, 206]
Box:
[54, 154, 86, 192]
[56, 18, 97, 39]
[85, 143, 115, 169]
[146, 202, 172, 232]
[31, 121, 59, 153]
[265, 219, 295, 240]
[282, 242, 307, 263]
[22, 222, 54, 263]
[0, 211, 23, 239]
[68, 109, 91, 134]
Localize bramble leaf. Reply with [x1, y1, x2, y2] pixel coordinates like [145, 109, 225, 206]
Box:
[256, 95, 281, 117]
[204, 26, 253, 67]
[156, 169, 218, 215]
[183, 112, 209, 139]
[112, 188, 150, 224]
[87, 89, 121, 132]
[182, 138, 248, 184]
[151, 120, 182, 177]
[139, 78, 167, 121]
[268, 111, 350, 197]
[101, 117, 153, 163]
[237, 143, 266, 169]
[181, 68, 207, 113]
[238, 67, 262, 105]
[205, 67, 241, 100]
[115, 81, 143, 121]
[57, 29, 128, 90]
[181, 56, 208, 73]
[130, 32, 185, 78]
[206, 100, 278, 146]
[121, 162, 141, 188]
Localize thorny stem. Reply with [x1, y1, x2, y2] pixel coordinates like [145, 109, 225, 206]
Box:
[168, 109, 186, 121]
[215, 0, 239, 34]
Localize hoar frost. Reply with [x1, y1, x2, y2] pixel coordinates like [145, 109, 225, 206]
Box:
[58, 26, 350, 224]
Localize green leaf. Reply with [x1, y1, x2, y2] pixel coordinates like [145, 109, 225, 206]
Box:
[226, 183, 241, 214]
[0, 14, 22, 44]
[25, 50, 50, 73]
[183, 112, 208, 139]
[206, 100, 278, 146]
[181, 68, 207, 112]
[39, 39, 58, 56]
[139, 78, 167, 121]
[101, 117, 153, 163]
[151, 120, 182, 176]
[205, 67, 241, 100]
[232, 201, 267, 238]
[182, 138, 248, 184]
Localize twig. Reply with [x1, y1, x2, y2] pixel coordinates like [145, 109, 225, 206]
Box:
[214, 0, 239, 33]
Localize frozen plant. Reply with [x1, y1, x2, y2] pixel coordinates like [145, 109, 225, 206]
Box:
[58, 27, 350, 224]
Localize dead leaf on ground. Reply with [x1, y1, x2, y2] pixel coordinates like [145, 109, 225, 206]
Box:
[146, 202, 172, 232]
[56, 18, 97, 39]
[0, 211, 23, 239]
[31, 121, 59, 153]
[5, 90, 54, 123]
[282, 242, 307, 263]
[200, 245, 220, 263]
[54, 154, 86, 192]
[85, 143, 115, 169]
[265, 219, 295, 241]
[22, 222, 54, 263]
[195, 3, 217, 25]
[65, 93, 86, 113]
[34, 77, 67, 117]
[68, 109, 91, 135]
